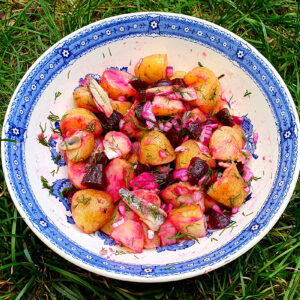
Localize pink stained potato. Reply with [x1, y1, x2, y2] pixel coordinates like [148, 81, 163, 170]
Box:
[151, 95, 186, 116]
[103, 131, 132, 159]
[119, 104, 146, 139]
[105, 158, 134, 202]
[65, 131, 95, 163]
[158, 220, 178, 246]
[68, 161, 88, 189]
[161, 182, 199, 208]
[132, 189, 161, 207]
[100, 69, 137, 100]
[168, 205, 206, 238]
[142, 223, 161, 249]
[111, 220, 144, 253]
[60, 108, 102, 138]
[71, 189, 114, 234]
[209, 125, 246, 162]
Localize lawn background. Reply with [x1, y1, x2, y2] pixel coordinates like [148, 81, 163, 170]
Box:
[0, 0, 299, 299]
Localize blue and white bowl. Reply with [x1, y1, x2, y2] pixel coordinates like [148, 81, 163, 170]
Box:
[2, 12, 299, 282]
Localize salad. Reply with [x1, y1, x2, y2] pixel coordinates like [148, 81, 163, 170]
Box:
[40, 54, 256, 253]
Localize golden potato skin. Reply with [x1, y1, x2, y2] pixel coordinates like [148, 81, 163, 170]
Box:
[110, 100, 132, 116]
[138, 131, 175, 165]
[73, 86, 98, 112]
[184, 66, 221, 114]
[134, 54, 167, 84]
[207, 163, 247, 208]
[71, 189, 114, 233]
[175, 140, 216, 169]
[66, 131, 95, 162]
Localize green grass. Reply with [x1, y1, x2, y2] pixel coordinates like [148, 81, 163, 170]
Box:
[0, 0, 299, 299]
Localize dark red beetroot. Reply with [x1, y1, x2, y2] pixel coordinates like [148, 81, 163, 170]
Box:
[81, 164, 106, 189]
[236, 162, 244, 176]
[188, 157, 209, 185]
[139, 91, 155, 102]
[188, 119, 202, 140]
[92, 152, 109, 167]
[134, 164, 152, 176]
[215, 108, 234, 127]
[134, 104, 146, 124]
[153, 172, 173, 189]
[62, 186, 78, 207]
[165, 127, 184, 148]
[171, 78, 187, 87]
[152, 79, 172, 87]
[207, 210, 231, 229]
[129, 79, 148, 91]
[96, 110, 123, 133]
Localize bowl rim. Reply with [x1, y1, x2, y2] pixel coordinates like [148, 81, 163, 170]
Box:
[2, 11, 300, 282]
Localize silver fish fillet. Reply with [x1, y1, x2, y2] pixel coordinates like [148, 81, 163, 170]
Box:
[119, 188, 166, 231]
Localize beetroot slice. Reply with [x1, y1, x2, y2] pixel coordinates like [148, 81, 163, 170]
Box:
[207, 210, 231, 229]
[81, 164, 106, 190]
[188, 157, 209, 185]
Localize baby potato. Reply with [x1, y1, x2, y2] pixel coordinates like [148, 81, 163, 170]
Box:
[66, 131, 95, 162]
[101, 206, 120, 236]
[134, 54, 168, 84]
[103, 131, 132, 159]
[111, 100, 132, 116]
[73, 86, 98, 112]
[175, 140, 216, 169]
[60, 107, 102, 138]
[184, 66, 221, 114]
[161, 182, 199, 207]
[170, 70, 186, 79]
[138, 131, 175, 166]
[152, 95, 186, 116]
[119, 104, 146, 139]
[190, 108, 207, 122]
[71, 189, 114, 233]
[105, 158, 135, 202]
[100, 69, 137, 100]
[168, 205, 206, 238]
[68, 161, 88, 189]
[207, 163, 247, 208]
[209, 126, 246, 162]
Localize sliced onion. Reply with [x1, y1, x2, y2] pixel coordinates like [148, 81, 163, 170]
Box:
[199, 125, 213, 146]
[118, 204, 126, 216]
[212, 204, 224, 215]
[173, 168, 188, 182]
[158, 122, 164, 131]
[174, 186, 189, 195]
[129, 172, 159, 190]
[147, 230, 155, 240]
[159, 150, 168, 158]
[142, 101, 156, 122]
[166, 66, 173, 77]
[193, 191, 205, 212]
[146, 120, 155, 129]
[232, 207, 239, 214]
[163, 121, 173, 132]
[175, 146, 186, 153]
[243, 166, 254, 182]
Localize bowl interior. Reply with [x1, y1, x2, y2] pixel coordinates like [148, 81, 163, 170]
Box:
[3, 13, 299, 281]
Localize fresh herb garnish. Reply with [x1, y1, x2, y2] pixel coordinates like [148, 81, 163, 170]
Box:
[198, 61, 203, 67]
[218, 74, 225, 79]
[73, 194, 91, 209]
[243, 90, 252, 97]
[54, 91, 62, 100]
[37, 124, 50, 147]
[41, 176, 53, 195]
[209, 87, 217, 100]
[47, 112, 60, 123]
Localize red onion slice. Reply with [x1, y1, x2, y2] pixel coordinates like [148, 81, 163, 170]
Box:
[142, 101, 156, 122]
[173, 168, 188, 182]
[166, 66, 173, 77]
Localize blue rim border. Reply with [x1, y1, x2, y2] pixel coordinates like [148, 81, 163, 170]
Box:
[2, 12, 299, 282]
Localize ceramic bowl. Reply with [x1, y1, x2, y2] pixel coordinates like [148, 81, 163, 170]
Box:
[2, 12, 299, 282]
